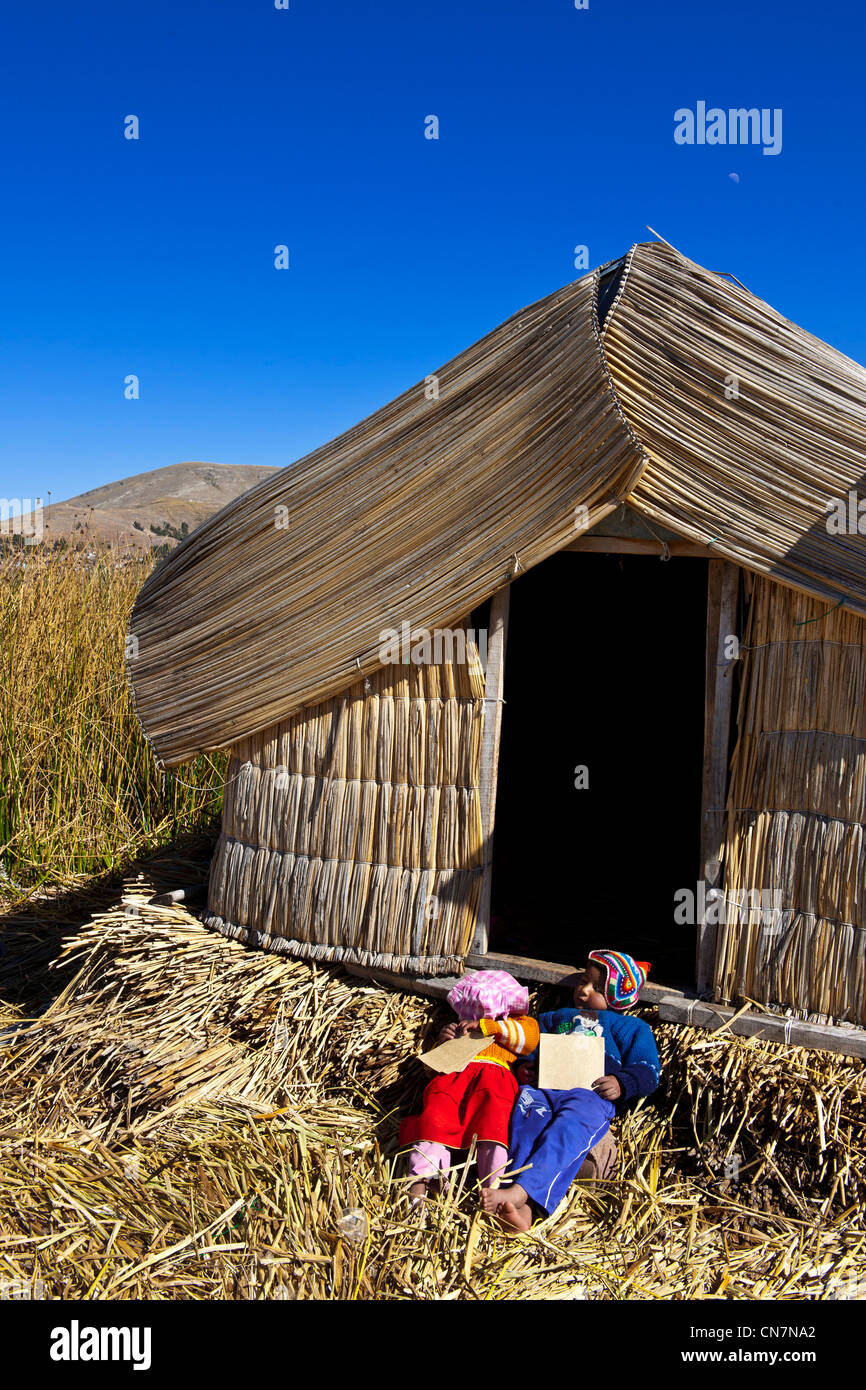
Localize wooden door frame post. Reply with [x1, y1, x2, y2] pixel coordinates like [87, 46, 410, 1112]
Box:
[471, 584, 510, 955]
[697, 560, 739, 995]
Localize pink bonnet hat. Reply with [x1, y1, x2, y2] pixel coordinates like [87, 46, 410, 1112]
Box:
[446, 970, 529, 1022]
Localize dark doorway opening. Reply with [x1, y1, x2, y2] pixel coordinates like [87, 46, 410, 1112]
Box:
[489, 551, 708, 989]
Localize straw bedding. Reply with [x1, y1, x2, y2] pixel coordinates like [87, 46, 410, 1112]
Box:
[717, 577, 866, 1024]
[203, 634, 486, 973]
[1, 882, 864, 1300]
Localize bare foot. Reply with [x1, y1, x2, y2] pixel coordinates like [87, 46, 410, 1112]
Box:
[480, 1186, 512, 1214]
[496, 1198, 533, 1233]
[408, 1179, 432, 1202]
[481, 1182, 530, 1220]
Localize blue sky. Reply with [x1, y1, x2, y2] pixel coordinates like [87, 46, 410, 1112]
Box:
[1, 0, 864, 507]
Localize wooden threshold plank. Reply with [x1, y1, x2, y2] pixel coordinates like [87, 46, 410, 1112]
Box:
[466, 950, 692, 1003]
[658, 997, 866, 1058]
[343, 963, 460, 1000]
[348, 949, 693, 1007]
[465, 949, 578, 984]
[344, 966, 866, 1057]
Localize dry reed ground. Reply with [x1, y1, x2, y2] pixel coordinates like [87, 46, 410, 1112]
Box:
[1, 876, 864, 1301]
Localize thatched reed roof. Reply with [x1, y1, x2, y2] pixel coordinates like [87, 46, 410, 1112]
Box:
[128, 241, 866, 766]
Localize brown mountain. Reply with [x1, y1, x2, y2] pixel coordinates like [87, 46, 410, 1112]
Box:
[23, 462, 280, 550]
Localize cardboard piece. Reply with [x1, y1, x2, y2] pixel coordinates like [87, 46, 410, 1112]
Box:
[419, 1033, 489, 1074]
[538, 1033, 605, 1091]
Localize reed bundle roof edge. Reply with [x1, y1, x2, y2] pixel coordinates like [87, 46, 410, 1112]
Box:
[602, 242, 866, 609]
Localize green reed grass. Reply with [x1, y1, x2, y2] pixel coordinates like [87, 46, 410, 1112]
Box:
[0, 544, 227, 892]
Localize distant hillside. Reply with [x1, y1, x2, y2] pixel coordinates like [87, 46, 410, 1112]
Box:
[16, 462, 280, 550]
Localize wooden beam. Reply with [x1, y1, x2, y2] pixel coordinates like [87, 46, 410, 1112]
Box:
[565, 537, 713, 557]
[343, 964, 458, 1000]
[344, 964, 866, 1058]
[463, 949, 695, 1005]
[349, 952, 692, 1006]
[657, 996, 866, 1059]
[149, 884, 207, 906]
[465, 949, 578, 985]
[697, 561, 740, 995]
[471, 585, 510, 955]
[342, 964, 866, 1059]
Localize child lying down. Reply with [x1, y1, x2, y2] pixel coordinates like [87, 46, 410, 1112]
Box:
[481, 949, 660, 1231]
[400, 970, 539, 1201]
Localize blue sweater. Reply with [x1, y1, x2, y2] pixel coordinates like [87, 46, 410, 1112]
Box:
[534, 1008, 661, 1105]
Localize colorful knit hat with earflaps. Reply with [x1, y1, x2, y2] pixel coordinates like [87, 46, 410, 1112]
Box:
[446, 970, 529, 1022]
[588, 950, 651, 1011]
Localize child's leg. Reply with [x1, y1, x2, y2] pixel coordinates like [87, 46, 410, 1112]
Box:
[407, 1141, 450, 1197]
[480, 1088, 551, 1219]
[577, 1128, 618, 1182]
[516, 1088, 615, 1218]
[507, 1087, 556, 1176]
[475, 1141, 509, 1188]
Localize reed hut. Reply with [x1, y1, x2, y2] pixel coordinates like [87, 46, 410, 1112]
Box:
[127, 240, 866, 1043]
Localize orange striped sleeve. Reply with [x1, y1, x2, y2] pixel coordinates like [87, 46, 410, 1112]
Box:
[479, 1015, 540, 1056]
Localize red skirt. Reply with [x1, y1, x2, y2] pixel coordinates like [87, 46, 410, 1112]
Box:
[399, 1062, 519, 1149]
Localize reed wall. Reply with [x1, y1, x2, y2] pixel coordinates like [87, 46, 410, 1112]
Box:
[717, 576, 866, 1024]
[203, 633, 486, 974]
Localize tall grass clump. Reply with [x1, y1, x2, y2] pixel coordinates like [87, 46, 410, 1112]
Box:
[0, 543, 227, 893]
